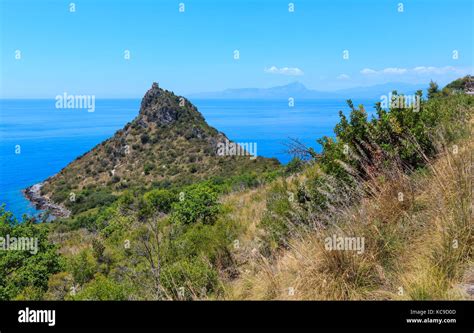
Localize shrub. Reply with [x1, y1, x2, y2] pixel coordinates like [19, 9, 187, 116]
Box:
[143, 163, 154, 175]
[140, 133, 150, 144]
[71, 212, 97, 231]
[45, 272, 74, 300]
[74, 274, 129, 300]
[171, 184, 220, 225]
[170, 219, 236, 265]
[143, 189, 176, 214]
[0, 208, 62, 300]
[427, 80, 439, 99]
[68, 189, 117, 215]
[68, 250, 97, 285]
[160, 257, 219, 300]
[261, 181, 294, 250]
[285, 157, 304, 174]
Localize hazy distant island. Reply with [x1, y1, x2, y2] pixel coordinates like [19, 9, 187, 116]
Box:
[188, 81, 428, 100]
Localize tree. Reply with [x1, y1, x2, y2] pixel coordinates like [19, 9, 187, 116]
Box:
[427, 80, 439, 99]
[0, 206, 62, 300]
[143, 189, 175, 214]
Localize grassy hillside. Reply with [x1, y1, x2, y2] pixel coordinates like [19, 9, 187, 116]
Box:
[228, 127, 473, 299]
[1, 78, 472, 300]
[222, 83, 473, 300]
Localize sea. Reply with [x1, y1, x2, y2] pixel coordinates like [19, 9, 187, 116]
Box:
[0, 98, 376, 219]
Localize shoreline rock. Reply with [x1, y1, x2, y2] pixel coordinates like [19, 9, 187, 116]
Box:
[23, 183, 71, 219]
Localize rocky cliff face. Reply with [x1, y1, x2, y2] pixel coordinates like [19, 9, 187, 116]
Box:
[39, 82, 279, 207]
[140, 82, 198, 125]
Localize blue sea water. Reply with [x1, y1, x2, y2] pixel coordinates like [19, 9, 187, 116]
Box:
[0, 98, 375, 218]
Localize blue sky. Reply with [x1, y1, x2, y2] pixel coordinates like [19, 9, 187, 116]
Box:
[0, 0, 472, 98]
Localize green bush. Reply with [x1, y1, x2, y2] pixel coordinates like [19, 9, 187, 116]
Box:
[70, 212, 97, 231]
[427, 80, 439, 99]
[171, 184, 220, 225]
[261, 182, 294, 250]
[74, 274, 129, 300]
[140, 133, 150, 144]
[285, 157, 305, 174]
[0, 207, 62, 300]
[143, 163, 154, 175]
[67, 189, 117, 215]
[143, 189, 176, 215]
[316, 89, 473, 181]
[169, 219, 236, 265]
[68, 249, 97, 285]
[160, 257, 219, 300]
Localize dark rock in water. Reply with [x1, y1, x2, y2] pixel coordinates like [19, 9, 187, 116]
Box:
[23, 183, 71, 219]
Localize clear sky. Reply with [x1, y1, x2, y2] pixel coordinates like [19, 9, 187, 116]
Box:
[0, 0, 472, 98]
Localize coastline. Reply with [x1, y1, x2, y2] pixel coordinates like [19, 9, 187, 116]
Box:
[23, 183, 71, 219]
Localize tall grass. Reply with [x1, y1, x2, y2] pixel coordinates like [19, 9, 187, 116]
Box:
[226, 96, 473, 300]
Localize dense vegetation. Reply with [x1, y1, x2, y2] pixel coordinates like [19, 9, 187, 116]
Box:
[0, 208, 61, 300]
[261, 85, 472, 249]
[1, 77, 472, 300]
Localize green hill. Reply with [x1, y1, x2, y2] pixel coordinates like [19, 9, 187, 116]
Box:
[39, 83, 279, 212]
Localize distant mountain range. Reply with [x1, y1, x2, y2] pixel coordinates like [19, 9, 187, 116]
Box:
[188, 82, 428, 100]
